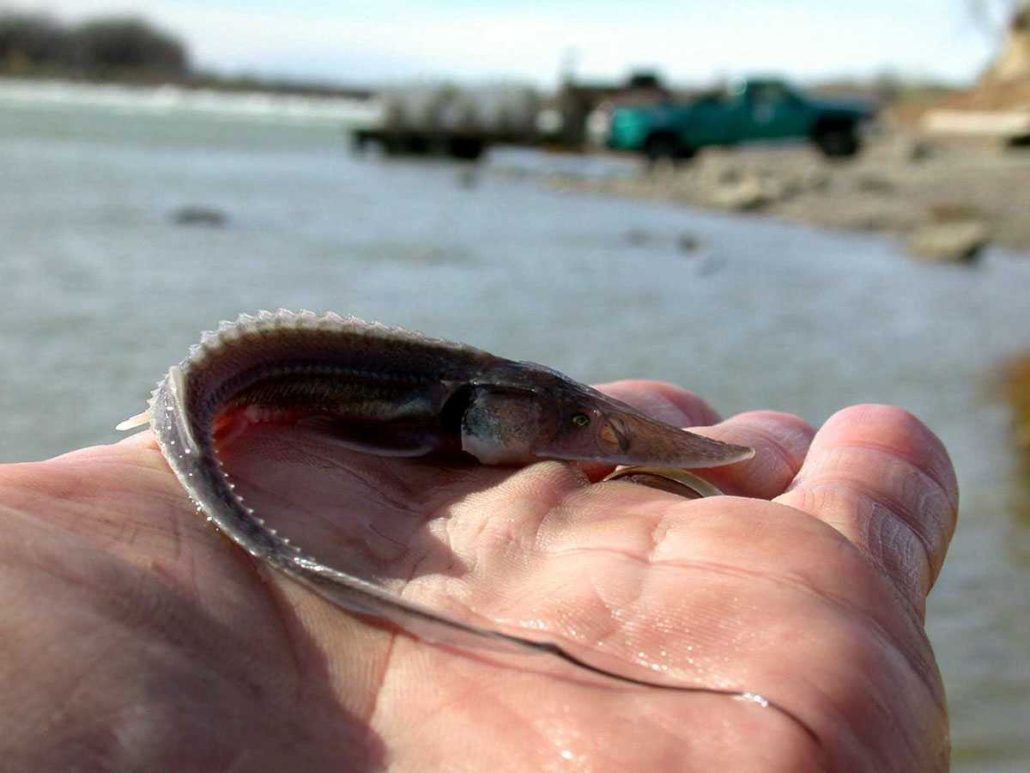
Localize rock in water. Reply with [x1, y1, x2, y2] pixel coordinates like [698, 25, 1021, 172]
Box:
[677, 233, 702, 253]
[172, 206, 228, 227]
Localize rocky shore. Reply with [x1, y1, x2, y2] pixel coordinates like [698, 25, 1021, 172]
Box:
[546, 134, 1030, 260]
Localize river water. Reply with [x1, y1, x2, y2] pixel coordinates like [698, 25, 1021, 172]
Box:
[0, 87, 1027, 770]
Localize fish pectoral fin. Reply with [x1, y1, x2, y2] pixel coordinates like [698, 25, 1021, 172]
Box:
[115, 410, 151, 432]
[295, 415, 440, 458]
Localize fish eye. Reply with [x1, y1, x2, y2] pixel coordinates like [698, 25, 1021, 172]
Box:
[571, 413, 591, 428]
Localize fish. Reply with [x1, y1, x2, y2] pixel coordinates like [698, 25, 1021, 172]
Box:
[116, 310, 816, 729]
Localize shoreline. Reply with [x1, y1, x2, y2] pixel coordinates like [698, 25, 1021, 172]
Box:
[0, 75, 377, 126]
[542, 135, 1030, 258]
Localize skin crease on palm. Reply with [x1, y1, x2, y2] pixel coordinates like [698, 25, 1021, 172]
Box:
[0, 380, 957, 772]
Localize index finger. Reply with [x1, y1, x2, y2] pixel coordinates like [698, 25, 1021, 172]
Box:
[775, 404, 958, 617]
[595, 380, 723, 427]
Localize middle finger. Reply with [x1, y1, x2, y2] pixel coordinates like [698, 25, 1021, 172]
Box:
[682, 411, 816, 499]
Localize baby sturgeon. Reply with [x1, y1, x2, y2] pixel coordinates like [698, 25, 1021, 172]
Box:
[121, 310, 758, 694]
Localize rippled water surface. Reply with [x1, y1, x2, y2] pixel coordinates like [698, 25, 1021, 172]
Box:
[1, 93, 1028, 770]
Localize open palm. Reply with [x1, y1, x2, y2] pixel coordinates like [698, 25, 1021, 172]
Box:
[0, 381, 955, 772]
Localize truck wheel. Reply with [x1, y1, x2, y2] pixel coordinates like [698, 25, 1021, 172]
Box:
[645, 133, 690, 165]
[814, 125, 860, 158]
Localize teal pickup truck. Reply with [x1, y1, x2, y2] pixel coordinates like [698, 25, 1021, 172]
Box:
[606, 78, 876, 161]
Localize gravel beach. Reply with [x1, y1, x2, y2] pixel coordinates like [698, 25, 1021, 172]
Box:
[547, 134, 1030, 258]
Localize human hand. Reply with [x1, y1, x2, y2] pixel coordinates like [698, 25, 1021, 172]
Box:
[0, 382, 956, 771]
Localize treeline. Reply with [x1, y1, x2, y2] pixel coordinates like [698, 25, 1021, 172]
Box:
[0, 13, 189, 78]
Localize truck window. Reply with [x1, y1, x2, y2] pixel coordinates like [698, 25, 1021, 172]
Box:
[748, 83, 800, 107]
[695, 92, 728, 107]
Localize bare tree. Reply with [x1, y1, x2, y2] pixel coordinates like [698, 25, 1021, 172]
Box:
[67, 17, 189, 76]
[0, 13, 66, 66]
[0, 11, 189, 77]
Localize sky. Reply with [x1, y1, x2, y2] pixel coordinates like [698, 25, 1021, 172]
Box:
[9, 0, 1008, 88]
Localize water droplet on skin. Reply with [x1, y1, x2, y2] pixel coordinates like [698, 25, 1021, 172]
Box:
[738, 692, 770, 708]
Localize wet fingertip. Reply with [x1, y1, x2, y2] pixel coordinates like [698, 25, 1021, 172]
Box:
[817, 404, 958, 504]
[824, 404, 934, 446]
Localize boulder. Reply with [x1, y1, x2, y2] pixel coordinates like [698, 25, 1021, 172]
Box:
[707, 175, 775, 212]
[907, 141, 935, 163]
[907, 221, 989, 263]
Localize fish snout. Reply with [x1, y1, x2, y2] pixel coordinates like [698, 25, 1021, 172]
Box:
[601, 409, 754, 469]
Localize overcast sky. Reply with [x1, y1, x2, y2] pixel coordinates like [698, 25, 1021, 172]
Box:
[10, 1, 1004, 87]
